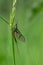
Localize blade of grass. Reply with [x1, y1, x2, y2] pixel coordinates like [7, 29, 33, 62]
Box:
[0, 15, 9, 25]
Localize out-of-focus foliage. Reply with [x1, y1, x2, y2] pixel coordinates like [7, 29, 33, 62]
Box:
[0, 0, 43, 65]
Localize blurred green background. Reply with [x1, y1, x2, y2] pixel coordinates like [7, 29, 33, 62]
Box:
[0, 0, 43, 65]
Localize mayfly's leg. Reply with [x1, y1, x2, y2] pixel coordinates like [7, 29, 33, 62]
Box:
[15, 41, 20, 55]
[14, 37, 17, 43]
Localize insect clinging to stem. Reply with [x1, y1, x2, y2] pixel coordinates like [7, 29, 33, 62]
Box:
[13, 24, 25, 43]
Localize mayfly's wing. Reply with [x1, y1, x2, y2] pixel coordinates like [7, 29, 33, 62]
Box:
[16, 28, 25, 42]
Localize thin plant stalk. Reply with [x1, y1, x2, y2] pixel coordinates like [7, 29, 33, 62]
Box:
[10, 0, 16, 65]
[12, 34, 16, 65]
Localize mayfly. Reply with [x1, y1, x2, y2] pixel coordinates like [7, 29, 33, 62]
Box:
[13, 24, 25, 43]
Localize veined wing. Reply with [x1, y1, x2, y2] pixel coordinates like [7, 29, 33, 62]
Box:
[15, 28, 25, 42]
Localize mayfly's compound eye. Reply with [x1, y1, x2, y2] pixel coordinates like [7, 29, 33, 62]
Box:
[13, 24, 25, 42]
